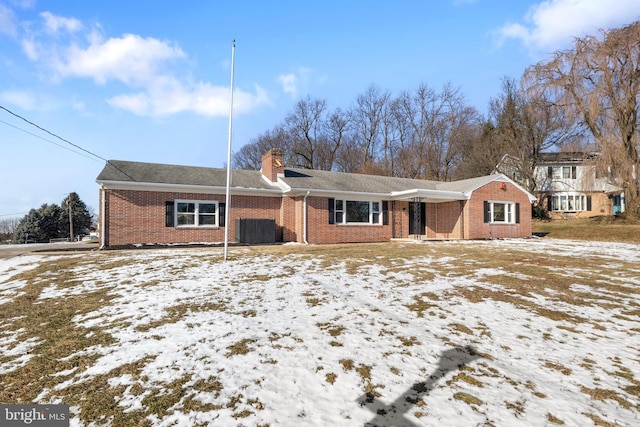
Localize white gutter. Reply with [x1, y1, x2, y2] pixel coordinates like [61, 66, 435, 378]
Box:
[303, 191, 310, 244]
[390, 188, 469, 201]
[99, 184, 106, 250]
[96, 180, 283, 196]
[284, 187, 391, 199]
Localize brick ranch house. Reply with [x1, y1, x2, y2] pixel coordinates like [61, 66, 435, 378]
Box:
[96, 148, 536, 247]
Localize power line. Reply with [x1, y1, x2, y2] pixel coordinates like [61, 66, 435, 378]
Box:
[0, 104, 137, 181]
[0, 212, 28, 217]
[1, 105, 108, 162]
[0, 119, 100, 163]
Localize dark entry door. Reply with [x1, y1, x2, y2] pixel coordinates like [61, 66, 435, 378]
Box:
[408, 202, 426, 235]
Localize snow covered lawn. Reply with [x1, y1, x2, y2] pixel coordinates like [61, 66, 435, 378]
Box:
[0, 239, 638, 426]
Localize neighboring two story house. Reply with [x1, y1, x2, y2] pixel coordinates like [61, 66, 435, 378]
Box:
[497, 152, 625, 219]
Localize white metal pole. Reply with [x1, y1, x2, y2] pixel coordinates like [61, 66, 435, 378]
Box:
[223, 40, 235, 261]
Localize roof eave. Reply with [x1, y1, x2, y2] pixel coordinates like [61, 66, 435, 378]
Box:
[391, 189, 468, 201]
[96, 180, 283, 196]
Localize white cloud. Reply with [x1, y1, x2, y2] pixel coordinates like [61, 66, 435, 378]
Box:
[277, 67, 312, 98]
[12, 12, 272, 118]
[0, 4, 17, 37]
[108, 77, 270, 117]
[277, 73, 298, 97]
[0, 90, 37, 110]
[40, 11, 83, 34]
[52, 33, 185, 85]
[496, 0, 640, 52]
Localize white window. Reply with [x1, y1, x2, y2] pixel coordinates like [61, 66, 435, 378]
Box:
[549, 194, 587, 212]
[485, 201, 517, 224]
[549, 166, 576, 180]
[493, 202, 512, 223]
[334, 199, 382, 225]
[175, 200, 219, 227]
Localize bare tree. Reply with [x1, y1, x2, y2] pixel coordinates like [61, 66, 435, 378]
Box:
[235, 98, 348, 172]
[349, 85, 391, 167]
[233, 126, 290, 170]
[320, 108, 350, 170]
[453, 120, 502, 179]
[526, 21, 640, 214]
[0, 217, 20, 243]
[392, 83, 477, 180]
[491, 77, 579, 193]
[285, 96, 328, 169]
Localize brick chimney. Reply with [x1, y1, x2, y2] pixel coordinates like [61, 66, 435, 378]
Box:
[261, 148, 284, 183]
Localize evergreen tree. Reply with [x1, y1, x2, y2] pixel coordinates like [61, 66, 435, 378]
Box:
[11, 192, 92, 243]
[12, 208, 45, 243]
[59, 192, 92, 240]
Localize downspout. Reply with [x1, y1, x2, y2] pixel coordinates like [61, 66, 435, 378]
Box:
[303, 191, 310, 244]
[99, 184, 106, 250]
[435, 202, 438, 239]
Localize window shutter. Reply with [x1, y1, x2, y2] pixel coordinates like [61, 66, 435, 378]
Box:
[515, 203, 520, 224]
[586, 195, 592, 211]
[219, 203, 226, 227]
[382, 201, 389, 225]
[547, 166, 552, 179]
[483, 201, 490, 223]
[328, 198, 335, 224]
[572, 166, 577, 179]
[547, 195, 553, 211]
[165, 201, 174, 227]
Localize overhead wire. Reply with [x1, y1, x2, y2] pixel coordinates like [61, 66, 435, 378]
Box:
[0, 104, 137, 181]
[0, 118, 100, 163]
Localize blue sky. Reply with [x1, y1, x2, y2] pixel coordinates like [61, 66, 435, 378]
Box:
[1, 0, 639, 221]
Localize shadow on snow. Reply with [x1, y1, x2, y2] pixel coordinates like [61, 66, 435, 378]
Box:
[359, 345, 481, 427]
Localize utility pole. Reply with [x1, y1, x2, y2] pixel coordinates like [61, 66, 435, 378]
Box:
[67, 197, 74, 242]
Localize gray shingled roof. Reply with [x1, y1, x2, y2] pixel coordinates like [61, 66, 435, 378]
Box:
[97, 160, 508, 196]
[280, 168, 440, 193]
[97, 160, 273, 190]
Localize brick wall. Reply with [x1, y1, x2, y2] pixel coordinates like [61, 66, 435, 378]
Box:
[392, 201, 409, 239]
[426, 201, 463, 238]
[102, 189, 282, 247]
[465, 181, 532, 239]
[305, 196, 393, 244]
[101, 181, 532, 246]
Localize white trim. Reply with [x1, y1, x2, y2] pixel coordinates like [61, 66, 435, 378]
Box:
[174, 200, 220, 228]
[391, 189, 468, 201]
[333, 199, 383, 225]
[96, 180, 282, 197]
[99, 184, 106, 249]
[464, 174, 537, 203]
[548, 193, 588, 212]
[487, 200, 516, 224]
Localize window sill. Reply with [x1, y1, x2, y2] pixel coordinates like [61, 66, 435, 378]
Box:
[335, 223, 383, 226]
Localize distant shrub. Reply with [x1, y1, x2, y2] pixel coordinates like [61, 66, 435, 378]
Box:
[532, 203, 550, 220]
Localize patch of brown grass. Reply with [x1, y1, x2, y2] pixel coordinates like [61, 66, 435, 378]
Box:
[581, 386, 632, 410]
[454, 392, 483, 406]
[225, 339, 256, 357]
[545, 361, 572, 376]
[547, 413, 565, 425]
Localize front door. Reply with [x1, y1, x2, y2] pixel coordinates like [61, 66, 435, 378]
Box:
[408, 202, 426, 235]
[613, 194, 622, 215]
